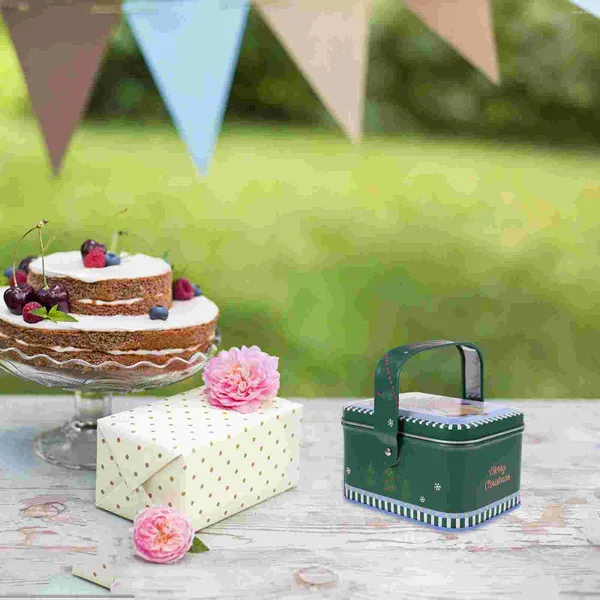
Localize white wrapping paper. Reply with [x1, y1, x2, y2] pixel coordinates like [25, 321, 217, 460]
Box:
[95, 388, 302, 530]
[72, 557, 117, 590]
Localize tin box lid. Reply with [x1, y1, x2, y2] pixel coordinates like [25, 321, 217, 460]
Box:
[343, 392, 524, 442]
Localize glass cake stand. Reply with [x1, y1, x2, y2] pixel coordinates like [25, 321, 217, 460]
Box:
[0, 330, 220, 470]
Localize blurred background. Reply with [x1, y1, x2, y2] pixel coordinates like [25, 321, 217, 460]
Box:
[1, 0, 599, 399]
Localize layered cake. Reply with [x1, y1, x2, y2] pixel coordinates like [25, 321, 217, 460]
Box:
[27, 252, 172, 316]
[0, 242, 219, 368]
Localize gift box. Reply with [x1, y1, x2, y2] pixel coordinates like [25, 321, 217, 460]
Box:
[343, 340, 524, 529]
[95, 388, 302, 530]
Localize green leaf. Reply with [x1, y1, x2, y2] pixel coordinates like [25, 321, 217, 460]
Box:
[29, 307, 49, 318]
[188, 536, 209, 554]
[47, 310, 78, 323]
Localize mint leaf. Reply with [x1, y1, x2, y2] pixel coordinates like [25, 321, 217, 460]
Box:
[188, 536, 209, 554]
[48, 310, 78, 323]
[29, 305, 78, 323]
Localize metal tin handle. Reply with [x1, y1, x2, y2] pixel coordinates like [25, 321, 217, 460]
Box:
[374, 340, 484, 466]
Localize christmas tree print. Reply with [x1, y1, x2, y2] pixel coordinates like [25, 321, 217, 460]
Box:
[383, 467, 397, 494]
[365, 463, 376, 489]
[400, 478, 410, 502]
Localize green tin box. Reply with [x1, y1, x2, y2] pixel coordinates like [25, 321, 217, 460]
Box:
[342, 340, 524, 529]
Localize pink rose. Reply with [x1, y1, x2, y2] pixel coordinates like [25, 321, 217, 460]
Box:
[133, 506, 194, 564]
[202, 345, 280, 414]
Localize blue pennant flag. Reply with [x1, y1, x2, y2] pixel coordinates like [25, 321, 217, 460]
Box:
[570, 0, 600, 18]
[124, 0, 250, 174]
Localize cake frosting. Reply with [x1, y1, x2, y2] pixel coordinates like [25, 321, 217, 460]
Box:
[0, 288, 218, 331]
[29, 251, 170, 283]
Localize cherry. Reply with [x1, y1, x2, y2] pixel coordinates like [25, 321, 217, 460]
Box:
[81, 239, 107, 258]
[18, 255, 37, 273]
[36, 283, 70, 313]
[4, 284, 37, 315]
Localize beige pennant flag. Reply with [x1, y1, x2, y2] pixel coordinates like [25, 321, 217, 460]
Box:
[1, 0, 120, 174]
[254, 0, 371, 142]
[405, 0, 500, 84]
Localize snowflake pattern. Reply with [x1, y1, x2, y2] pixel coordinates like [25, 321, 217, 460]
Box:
[434, 483, 441, 491]
[387, 418, 394, 427]
[419, 496, 426, 504]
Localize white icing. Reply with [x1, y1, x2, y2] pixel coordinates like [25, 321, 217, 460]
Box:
[77, 297, 142, 306]
[29, 251, 170, 283]
[0, 287, 218, 332]
[50, 346, 85, 353]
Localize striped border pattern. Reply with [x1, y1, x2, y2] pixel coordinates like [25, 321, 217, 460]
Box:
[344, 403, 523, 429]
[344, 484, 520, 529]
[345, 405, 374, 415]
[399, 411, 522, 430]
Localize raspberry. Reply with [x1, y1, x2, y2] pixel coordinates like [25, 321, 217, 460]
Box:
[83, 247, 106, 268]
[173, 277, 195, 301]
[22, 302, 44, 324]
[81, 239, 107, 258]
[10, 269, 28, 286]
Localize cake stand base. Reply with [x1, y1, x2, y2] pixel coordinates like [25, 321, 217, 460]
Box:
[33, 392, 113, 470]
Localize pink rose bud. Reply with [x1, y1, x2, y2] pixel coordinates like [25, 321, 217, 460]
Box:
[202, 345, 280, 414]
[133, 506, 194, 564]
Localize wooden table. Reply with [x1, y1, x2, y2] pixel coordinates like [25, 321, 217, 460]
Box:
[0, 396, 599, 599]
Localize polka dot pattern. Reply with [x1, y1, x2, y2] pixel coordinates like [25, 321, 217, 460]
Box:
[72, 559, 116, 590]
[96, 389, 302, 530]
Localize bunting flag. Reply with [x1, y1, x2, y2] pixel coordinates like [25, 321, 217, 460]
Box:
[124, 0, 250, 174]
[254, 0, 371, 142]
[570, 0, 600, 18]
[1, 0, 506, 174]
[1, 0, 120, 173]
[405, 0, 500, 84]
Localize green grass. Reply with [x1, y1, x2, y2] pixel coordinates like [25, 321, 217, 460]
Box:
[1, 113, 599, 399]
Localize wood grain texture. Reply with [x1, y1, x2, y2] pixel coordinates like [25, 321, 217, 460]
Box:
[0, 396, 599, 599]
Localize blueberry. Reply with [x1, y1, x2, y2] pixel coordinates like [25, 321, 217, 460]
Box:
[3, 266, 14, 280]
[149, 306, 169, 321]
[105, 252, 121, 267]
[193, 284, 203, 297]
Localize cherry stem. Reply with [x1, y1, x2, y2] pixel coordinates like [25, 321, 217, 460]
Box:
[109, 208, 128, 254]
[38, 221, 49, 288]
[110, 230, 128, 254]
[11, 220, 48, 286]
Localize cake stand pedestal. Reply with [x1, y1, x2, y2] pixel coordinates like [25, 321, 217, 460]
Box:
[0, 332, 219, 470]
[33, 392, 114, 470]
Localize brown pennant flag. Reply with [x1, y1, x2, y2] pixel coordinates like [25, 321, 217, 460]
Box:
[405, 0, 500, 84]
[1, 0, 120, 173]
[254, 0, 371, 142]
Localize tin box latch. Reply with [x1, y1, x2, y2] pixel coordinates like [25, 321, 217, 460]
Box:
[373, 340, 484, 466]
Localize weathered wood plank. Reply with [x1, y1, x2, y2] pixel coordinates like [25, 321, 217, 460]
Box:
[0, 396, 598, 598]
